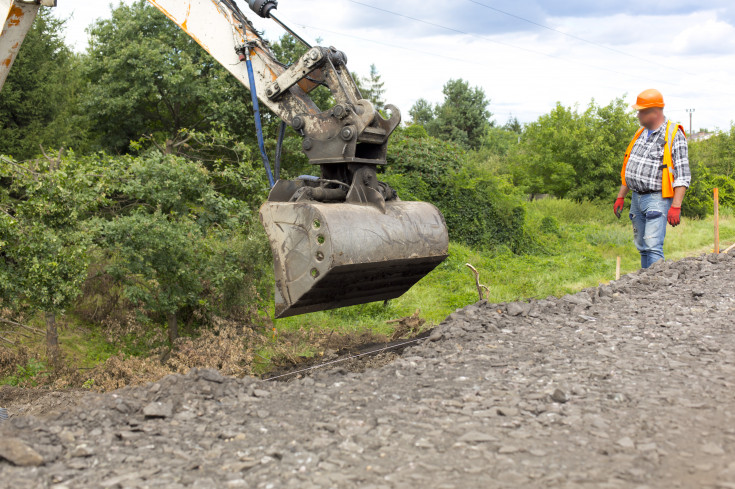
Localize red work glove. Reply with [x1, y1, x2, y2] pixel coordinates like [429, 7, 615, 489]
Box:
[667, 206, 681, 226]
[613, 197, 625, 218]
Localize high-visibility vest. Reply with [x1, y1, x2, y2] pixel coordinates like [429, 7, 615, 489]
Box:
[621, 121, 686, 198]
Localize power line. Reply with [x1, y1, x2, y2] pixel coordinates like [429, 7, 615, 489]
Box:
[464, 0, 697, 77]
[345, 0, 679, 89]
[283, 20, 478, 67]
[282, 18, 630, 94]
[344, 0, 735, 98]
[271, 6, 734, 128]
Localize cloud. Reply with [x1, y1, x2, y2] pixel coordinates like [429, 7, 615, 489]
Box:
[306, 0, 735, 39]
[51, 0, 735, 130]
[673, 17, 735, 54]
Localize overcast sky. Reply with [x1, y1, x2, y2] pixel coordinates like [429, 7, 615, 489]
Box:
[53, 0, 735, 132]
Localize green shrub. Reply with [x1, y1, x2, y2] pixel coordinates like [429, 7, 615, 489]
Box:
[2, 358, 47, 387]
[384, 132, 530, 252]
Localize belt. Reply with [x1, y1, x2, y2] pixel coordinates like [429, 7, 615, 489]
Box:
[634, 189, 659, 195]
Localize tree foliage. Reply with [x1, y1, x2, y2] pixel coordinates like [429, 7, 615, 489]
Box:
[686, 126, 735, 217]
[358, 64, 386, 111]
[83, 0, 256, 153]
[0, 11, 88, 159]
[0, 152, 104, 360]
[383, 129, 527, 251]
[510, 98, 638, 201]
[94, 150, 270, 341]
[3, 0, 735, 368]
[408, 98, 434, 127]
[410, 79, 492, 149]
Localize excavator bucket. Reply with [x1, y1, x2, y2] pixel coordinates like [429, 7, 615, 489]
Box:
[260, 200, 449, 318]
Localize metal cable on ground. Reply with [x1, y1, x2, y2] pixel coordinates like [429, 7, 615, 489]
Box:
[262, 336, 425, 382]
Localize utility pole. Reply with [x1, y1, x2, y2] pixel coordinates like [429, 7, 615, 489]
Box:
[686, 108, 695, 136]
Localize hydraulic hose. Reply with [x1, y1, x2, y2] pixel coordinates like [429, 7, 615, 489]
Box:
[275, 121, 286, 182]
[244, 49, 275, 188]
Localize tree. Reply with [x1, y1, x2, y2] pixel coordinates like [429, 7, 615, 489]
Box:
[0, 10, 88, 159]
[430, 79, 492, 150]
[83, 0, 256, 153]
[503, 115, 522, 134]
[359, 64, 386, 111]
[686, 124, 735, 217]
[690, 124, 735, 178]
[511, 98, 638, 200]
[97, 151, 268, 342]
[102, 210, 204, 343]
[409, 98, 434, 127]
[383, 129, 527, 251]
[0, 153, 101, 364]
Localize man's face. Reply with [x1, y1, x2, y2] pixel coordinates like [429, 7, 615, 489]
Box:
[637, 108, 663, 129]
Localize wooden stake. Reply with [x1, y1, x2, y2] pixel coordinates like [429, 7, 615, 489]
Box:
[724, 242, 735, 254]
[615, 256, 621, 280]
[714, 187, 720, 254]
[465, 263, 487, 301]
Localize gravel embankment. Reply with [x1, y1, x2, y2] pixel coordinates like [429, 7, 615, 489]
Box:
[1, 252, 734, 488]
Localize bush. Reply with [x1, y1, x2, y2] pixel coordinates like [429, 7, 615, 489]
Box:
[384, 131, 530, 252]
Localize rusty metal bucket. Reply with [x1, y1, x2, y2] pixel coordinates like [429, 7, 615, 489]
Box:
[259, 200, 449, 318]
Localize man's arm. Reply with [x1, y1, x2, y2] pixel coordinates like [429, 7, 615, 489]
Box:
[614, 184, 628, 218]
[671, 131, 691, 189]
[672, 185, 686, 207]
[667, 130, 689, 226]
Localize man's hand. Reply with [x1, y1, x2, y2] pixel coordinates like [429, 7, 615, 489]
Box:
[613, 197, 625, 218]
[668, 206, 681, 226]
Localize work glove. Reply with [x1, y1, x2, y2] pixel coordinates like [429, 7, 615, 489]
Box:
[613, 197, 625, 219]
[667, 206, 681, 226]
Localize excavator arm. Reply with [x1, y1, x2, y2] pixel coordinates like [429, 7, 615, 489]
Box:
[0, 0, 55, 89]
[0, 0, 449, 318]
[147, 0, 322, 124]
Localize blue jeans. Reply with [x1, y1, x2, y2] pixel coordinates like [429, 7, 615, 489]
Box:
[629, 192, 673, 268]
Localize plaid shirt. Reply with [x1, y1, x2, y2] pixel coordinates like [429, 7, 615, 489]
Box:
[624, 119, 691, 193]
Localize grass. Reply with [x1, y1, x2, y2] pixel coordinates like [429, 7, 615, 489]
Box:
[2, 358, 47, 387]
[273, 199, 735, 333]
[3, 199, 733, 386]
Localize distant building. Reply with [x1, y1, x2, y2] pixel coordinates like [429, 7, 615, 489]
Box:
[691, 131, 714, 142]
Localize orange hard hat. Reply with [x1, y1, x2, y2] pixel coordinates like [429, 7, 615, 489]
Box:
[631, 89, 664, 110]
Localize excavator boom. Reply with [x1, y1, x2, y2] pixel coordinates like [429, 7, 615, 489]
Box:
[0, 0, 449, 319]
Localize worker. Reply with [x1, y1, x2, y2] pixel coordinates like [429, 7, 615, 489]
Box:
[614, 89, 690, 269]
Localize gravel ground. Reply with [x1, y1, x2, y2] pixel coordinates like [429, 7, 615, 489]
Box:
[1, 252, 734, 489]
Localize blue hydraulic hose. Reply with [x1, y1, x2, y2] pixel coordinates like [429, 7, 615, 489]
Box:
[275, 121, 286, 182]
[244, 52, 275, 188]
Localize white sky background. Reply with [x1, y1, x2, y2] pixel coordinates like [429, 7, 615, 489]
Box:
[53, 0, 735, 132]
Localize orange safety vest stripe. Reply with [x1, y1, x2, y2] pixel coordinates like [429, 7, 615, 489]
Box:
[621, 122, 686, 198]
[621, 127, 644, 188]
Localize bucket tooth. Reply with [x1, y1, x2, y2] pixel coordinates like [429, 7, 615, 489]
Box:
[259, 200, 449, 318]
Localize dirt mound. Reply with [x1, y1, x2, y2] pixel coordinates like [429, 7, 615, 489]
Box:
[1, 252, 734, 488]
[0, 386, 91, 419]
